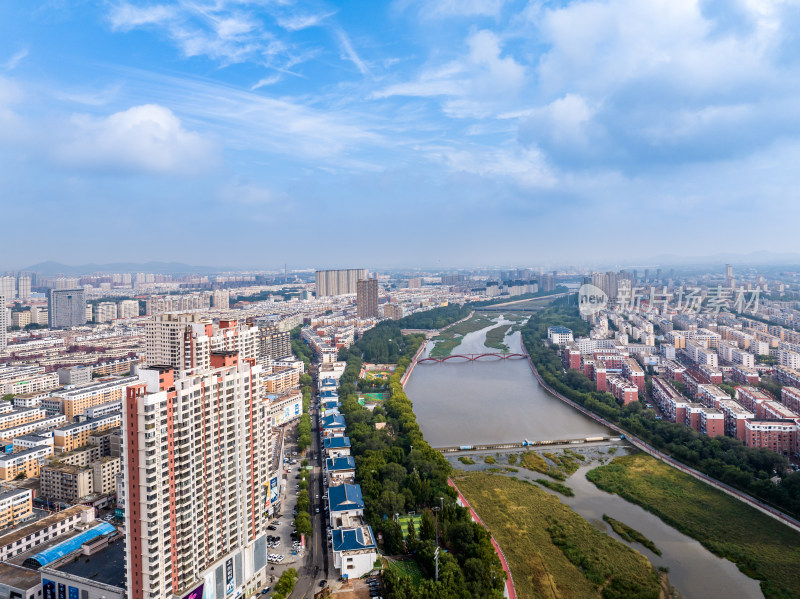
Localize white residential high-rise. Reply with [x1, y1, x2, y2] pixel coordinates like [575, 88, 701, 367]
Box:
[48, 288, 87, 329]
[0, 277, 15, 300]
[212, 289, 230, 309]
[144, 313, 257, 371]
[118, 299, 140, 319]
[16, 275, 30, 300]
[315, 269, 368, 297]
[94, 301, 118, 323]
[124, 316, 274, 599]
[0, 295, 7, 351]
[123, 360, 273, 599]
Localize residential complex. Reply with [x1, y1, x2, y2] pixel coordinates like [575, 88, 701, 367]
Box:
[315, 269, 368, 297]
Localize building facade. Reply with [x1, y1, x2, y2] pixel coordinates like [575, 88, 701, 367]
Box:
[48, 288, 87, 329]
[356, 278, 378, 319]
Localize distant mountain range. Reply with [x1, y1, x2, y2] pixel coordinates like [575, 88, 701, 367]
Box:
[21, 261, 233, 276]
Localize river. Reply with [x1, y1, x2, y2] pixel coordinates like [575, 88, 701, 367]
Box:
[405, 315, 610, 447]
[406, 314, 764, 599]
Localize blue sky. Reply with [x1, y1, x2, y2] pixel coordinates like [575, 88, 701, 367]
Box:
[2, 0, 800, 270]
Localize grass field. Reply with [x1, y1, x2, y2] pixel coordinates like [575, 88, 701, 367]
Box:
[602, 515, 661, 556]
[587, 453, 800, 599]
[397, 514, 423, 539]
[388, 557, 424, 584]
[518, 451, 567, 480]
[534, 478, 575, 497]
[453, 471, 660, 599]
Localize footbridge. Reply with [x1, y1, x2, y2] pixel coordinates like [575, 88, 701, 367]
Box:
[435, 436, 622, 453]
[418, 352, 526, 364]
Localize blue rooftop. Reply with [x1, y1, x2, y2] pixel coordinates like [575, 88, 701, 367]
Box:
[326, 456, 356, 472]
[322, 414, 346, 429]
[324, 436, 351, 450]
[24, 522, 116, 568]
[331, 526, 376, 552]
[328, 483, 364, 513]
[320, 378, 337, 387]
[548, 326, 572, 334]
[321, 390, 339, 398]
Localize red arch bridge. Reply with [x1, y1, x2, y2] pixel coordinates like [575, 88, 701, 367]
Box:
[418, 353, 526, 364]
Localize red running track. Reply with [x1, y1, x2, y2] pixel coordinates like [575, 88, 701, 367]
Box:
[448, 478, 517, 599]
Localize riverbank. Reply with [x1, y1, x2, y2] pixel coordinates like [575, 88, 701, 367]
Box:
[452, 470, 664, 599]
[428, 311, 497, 357]
[588, 454, 800, 599]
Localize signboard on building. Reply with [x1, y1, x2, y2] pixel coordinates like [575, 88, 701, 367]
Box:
[270, 476, 279, 504]
[182, 583, 204, 599]
[225, 557, 235, 596]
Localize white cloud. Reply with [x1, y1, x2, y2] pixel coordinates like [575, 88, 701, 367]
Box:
[104, 68, 385, 166]
[53, 104, 216, 175]
[108, 4, 177, 30]
[397, 0, 507, 18]
[277, 11, 336, 31]
[251, 75, 281, 90]
[373, 30, 525, 118]
[3, 49, 29, 71]
[337, 30, 370, 76]
[106, 1, 301, 70]
[424, 143, 555, 188]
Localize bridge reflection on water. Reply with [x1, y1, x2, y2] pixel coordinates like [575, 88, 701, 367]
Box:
[418, 352, 525, 364]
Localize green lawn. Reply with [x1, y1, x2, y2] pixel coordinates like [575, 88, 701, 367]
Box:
[397, 514, 423, 539]
[388, 557, 424, 585]
[587, 453, 800, 599]
[454, 471, 660, 599]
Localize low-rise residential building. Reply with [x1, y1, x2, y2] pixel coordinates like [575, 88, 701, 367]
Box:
[323, 436, 351, 459]
[696, 385, 730, 409]
[0, 488, 33, 530]
[321, 414, 347, 437]
[735, 386, 773, 415]
[92, 456, 121, 494]
[40, 464, 93, 502]
[759, 400, 800, 421]
[331, 526, 378, 579]
[651, 377, 689, 423]
[0, 407, 47, 432]
[745, 420, 798, 456]
[781, 387, 800, 415]
[325, 456, 356, 483]
[731, 365, 760, 385]
[53, 413, 121, 453]
[0, 504, 95, 562]
[547, 326, 574, 345]
[718, 399, 754, 441]
[685, 340, 719, 367]
[621, 357, 645, 391]
[56, 376, 136, 419]
[699, 408, 725, 437]
[0, 445, 53, 480]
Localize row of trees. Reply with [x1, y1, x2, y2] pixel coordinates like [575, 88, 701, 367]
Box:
[523, 303, 800, 517]
[345, 304, 471, 364]
[337, 325, 507, 599]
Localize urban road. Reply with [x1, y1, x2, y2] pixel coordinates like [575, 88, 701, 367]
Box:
[293, 382, 332, 599]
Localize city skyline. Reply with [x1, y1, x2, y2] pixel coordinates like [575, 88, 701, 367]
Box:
[3, 1, 800, 266]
